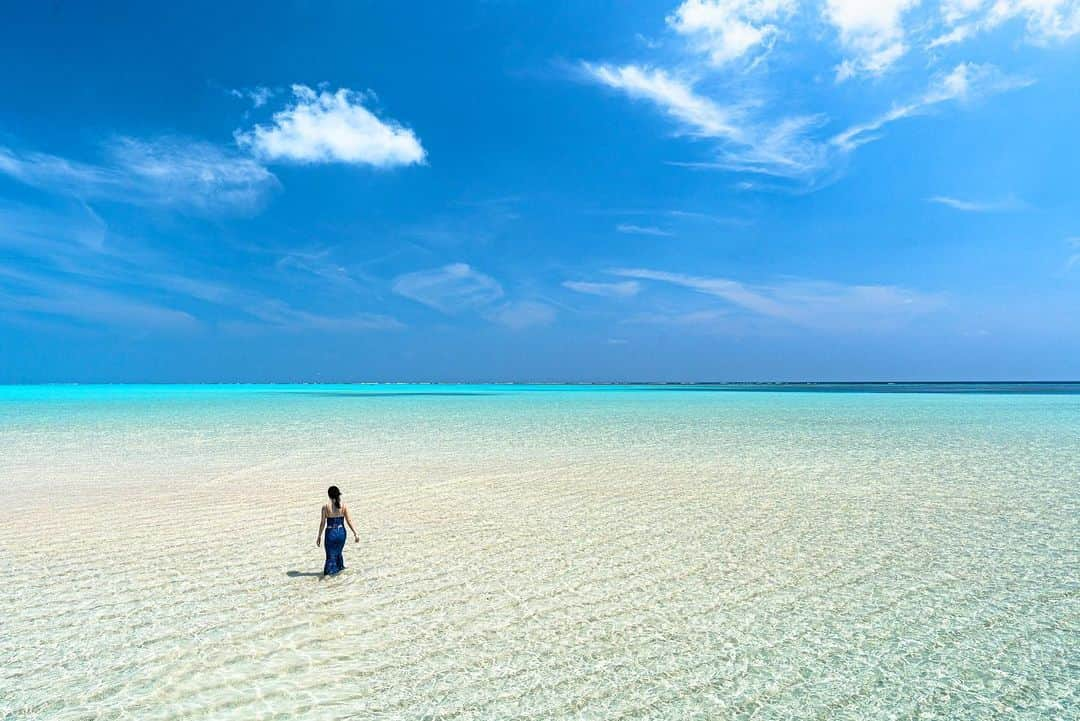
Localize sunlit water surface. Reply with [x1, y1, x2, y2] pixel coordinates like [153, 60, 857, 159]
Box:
[1, 384, 1077, 720]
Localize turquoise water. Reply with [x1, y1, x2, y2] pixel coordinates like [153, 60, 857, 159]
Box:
[1, 385, 1077, 719]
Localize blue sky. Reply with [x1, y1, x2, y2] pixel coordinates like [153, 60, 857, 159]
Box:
[1, 1, 1078, 382]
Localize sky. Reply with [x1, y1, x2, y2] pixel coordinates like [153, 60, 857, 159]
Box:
[1, 1, 1078, 382]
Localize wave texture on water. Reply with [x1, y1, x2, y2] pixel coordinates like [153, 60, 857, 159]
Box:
[1, 385, 1077, 720]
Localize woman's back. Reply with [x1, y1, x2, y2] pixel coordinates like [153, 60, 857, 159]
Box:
[319, 485, 354, 576]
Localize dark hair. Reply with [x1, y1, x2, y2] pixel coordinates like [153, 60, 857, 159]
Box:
[327, 485, 341, 511]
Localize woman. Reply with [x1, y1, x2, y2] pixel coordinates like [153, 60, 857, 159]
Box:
[316, 485, 358, 576]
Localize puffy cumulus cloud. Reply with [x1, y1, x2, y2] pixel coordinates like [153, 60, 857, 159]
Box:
[236, 85, 425, 167]
[667, 0, 798, 66]
[933, 0, 1080, 46]
[824, 0, 920, 80]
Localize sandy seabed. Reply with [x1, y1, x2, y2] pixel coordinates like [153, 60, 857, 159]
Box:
[1, 388, 1077, 720]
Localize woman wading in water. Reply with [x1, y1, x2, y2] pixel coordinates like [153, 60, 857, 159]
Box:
[317, 485, 358, 576]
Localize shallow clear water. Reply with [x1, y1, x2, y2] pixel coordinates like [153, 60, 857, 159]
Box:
[1, 384, 1077, 720]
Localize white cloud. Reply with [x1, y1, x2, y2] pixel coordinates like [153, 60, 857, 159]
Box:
[584, 56, 1028, 184]
[1066, 237, 1080, 271]
[486, 301, 556, 329]
[667, 0, 798, 66]
[615, 267, 794, 318]
[0, 138, 278, 214]
[235, 85, 425, 167]
[562, 280, 642, 297]
[580, 2, 1065, 188]
[231, 86, 276, 108]
[831, 63, 1032, 151]
[0, 266, 198, 330]
[613, 267, 942, 329]
[0, 201, 405, 333]
[616, 223, 674, 236]
[391, 263, 504, 313]
[927, 23, 977, 46]
[941, 0, 987, 23]
[392, 262, 555, 329]
[582, 63, 743, 138]
[108, 138, 279, 212]
[824, 0, 920, 80]
[932, 0, 1080, 46]
[583, 63, 829, 178]
[712, 113, 830, 176]
[624, 308, 734, 328]
[666, 209, 748, 224]
[238, 299, 402, 332]
[928, 194, 1026, 211]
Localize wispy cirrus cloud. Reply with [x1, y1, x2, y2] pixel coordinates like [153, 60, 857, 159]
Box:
[928, 194, 1027, 212]
[272, 247, 380, 293]
[485, 301, 556, 329]
[579, 1, 1052, 189]
[623, 308, 735, 329]
[582, 63, 829, 179]
[830, 62, 1032, 151]
[1, 266, 400, 333]
[235, 85, 425, 167]
[1066, 237, 1080, 271]
[0, 266, 198, 331]
[1, 257, 402, 334]
[584, 60, 1027, 183]
[582, 63, 743, 139]
[143, 268, 403, 333]
[391, 263, 504, 313]
[1, 82, 425, 215]
[563, 280, 642, 297]
[0, 137, 279, 214]
[392, 262, 556, 329]
[0, 201, 403, 333]
[615, 267, 792, 318]
[616, 223, 674, 236]
[235, 298, 402, 332]
[592, 208, 747, 226]
[613, 267, 943, 329]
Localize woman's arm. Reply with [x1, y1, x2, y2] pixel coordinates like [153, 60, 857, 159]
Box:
[316, 505, 326, 546]
[344, 504, 359, 543]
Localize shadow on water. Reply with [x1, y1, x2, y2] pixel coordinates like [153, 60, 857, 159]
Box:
[262, 384, 1080, 397]
[286, 570, 323, 578]
[616, 382, 1080, 395]
[278, 392, 499, 398]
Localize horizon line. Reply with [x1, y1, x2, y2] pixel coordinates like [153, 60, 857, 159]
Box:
[4, 380, 1080, 386]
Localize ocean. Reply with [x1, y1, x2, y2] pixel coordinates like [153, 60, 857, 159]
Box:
[1, 384, 1077, 719]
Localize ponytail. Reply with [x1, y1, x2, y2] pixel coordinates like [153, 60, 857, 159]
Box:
[328, 485, 341, 512]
